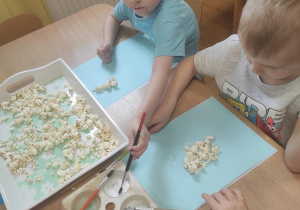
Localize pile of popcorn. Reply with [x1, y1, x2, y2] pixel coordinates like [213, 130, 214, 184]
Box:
[184, 135, 220, 174]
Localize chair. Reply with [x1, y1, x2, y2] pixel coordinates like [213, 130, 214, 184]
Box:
[233, 0, 246, 33]
[0, 14, 43, 46]
[185, 0, 202, 24]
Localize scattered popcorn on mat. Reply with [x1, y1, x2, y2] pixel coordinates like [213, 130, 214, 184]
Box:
[93, 77, 118, 93]
[184, 135, 219, 174]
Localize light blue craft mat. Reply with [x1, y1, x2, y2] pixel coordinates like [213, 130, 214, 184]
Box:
[73, 33, 154, 108]
[126, 97, 277, 210]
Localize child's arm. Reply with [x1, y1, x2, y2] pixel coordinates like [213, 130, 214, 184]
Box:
[202, 188, 248, 210]
[97, 12, 122, 63]
[285, 117, 300, 173]
[127, 55, 197, 159]
[148, 55, 197, 134]
[128, 56, 174, 159]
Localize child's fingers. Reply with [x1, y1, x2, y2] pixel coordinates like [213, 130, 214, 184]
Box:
[232, 189, 246, 202]
[148, 114, 168, 134]
[100, 44, 110, 53]
[99, 50, 112, 63]
[212, 192, 227, 204]
[102, 57, 112, 64]
[131, 145, 147, 160]
[130, 139, 148, 159]
[97, 45, 106, 56]
[148, 122, 165, 134]
[133, 129, 149, 154]
[201, 193, 220, 209]
[147, 117, 158, 130]
[220, 188, 235, 201]
[97, 44, 113, 63]
[126, 126, 149, 160]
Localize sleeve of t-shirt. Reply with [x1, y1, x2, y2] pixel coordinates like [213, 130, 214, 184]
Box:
[154, 19, 186, 59]
[194, 35, 239, 78]
[113, 0, 130, 21]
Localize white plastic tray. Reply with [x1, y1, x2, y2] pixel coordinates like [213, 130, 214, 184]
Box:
[0, 59, 129, 210]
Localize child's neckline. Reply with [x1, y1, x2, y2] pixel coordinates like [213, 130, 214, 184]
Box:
[257, 74, 300, 87]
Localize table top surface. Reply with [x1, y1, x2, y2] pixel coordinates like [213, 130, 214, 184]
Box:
[0, 4, 300, 210]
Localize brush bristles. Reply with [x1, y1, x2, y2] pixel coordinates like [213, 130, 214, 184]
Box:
[118, 187, 123, 195]
[107, 169, 114, 177]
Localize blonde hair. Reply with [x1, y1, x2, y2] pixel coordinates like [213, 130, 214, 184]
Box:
[238, 0, 300, 58]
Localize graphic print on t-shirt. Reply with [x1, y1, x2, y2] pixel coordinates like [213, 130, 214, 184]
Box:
[222, 82, 285, 141]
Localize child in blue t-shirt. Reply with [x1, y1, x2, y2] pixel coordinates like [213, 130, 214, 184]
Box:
[97, 0, 200, 160]
[0, 194, 3, 205]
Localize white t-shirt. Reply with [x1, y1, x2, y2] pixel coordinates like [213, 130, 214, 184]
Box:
[194, 35, 300, 148]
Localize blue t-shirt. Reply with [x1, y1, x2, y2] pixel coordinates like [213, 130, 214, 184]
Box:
[113, 0, 200, 63]
[0, 194, 3, 205]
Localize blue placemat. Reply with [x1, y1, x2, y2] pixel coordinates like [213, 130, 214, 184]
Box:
[125, 97, 277, 210]
[74, 33, 155, 108]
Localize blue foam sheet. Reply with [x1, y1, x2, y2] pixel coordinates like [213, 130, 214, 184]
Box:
[74, 33, 155, 108]
[125, 97, 277, 210]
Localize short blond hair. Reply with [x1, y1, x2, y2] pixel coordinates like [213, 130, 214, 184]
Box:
[238, 0, 300, 58]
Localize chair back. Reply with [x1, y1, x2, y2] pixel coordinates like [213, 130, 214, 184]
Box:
[185, 0, 202, 24]
[0, 14, 44, 46]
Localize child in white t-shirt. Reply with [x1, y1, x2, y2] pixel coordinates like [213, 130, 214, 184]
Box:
[149, 0, 300, 173]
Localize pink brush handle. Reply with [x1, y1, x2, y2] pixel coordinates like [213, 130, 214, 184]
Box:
[81, 189, 99, 210]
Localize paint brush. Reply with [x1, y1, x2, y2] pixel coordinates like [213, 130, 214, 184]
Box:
[125, 207, 176, 210]
[81, 169, 114, 210]
[98, 150, 129, 174]
[118, 112, 146, 195]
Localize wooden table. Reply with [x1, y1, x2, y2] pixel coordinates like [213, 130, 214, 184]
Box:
[0, 4, 299, 210]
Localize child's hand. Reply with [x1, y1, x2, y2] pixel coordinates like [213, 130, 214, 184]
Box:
[202, 188, 248, 210]
[148, 103, 173, 134]
[127, 115, 150, 160]
[97, 43, 113, 64]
